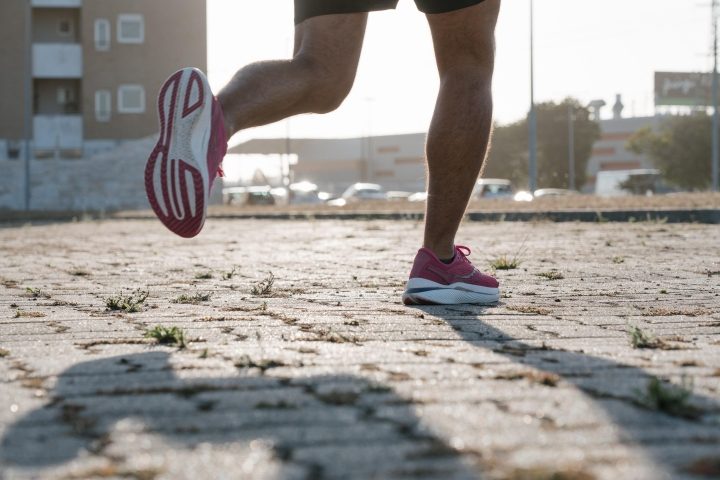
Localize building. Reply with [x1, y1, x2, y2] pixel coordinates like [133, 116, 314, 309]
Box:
[584, 116, 660, 191]
[0, 0, 206, 161]
[231, 133, 428, 194]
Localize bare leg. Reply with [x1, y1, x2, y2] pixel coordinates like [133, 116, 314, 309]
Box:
[217, 14, 368, 138]
[423, 1, 501, 259]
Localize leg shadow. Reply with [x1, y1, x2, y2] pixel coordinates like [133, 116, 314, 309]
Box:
[1, 351, 481, 479]
[410, 305, 720, 476]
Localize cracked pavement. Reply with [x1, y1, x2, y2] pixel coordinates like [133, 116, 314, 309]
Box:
[0, 219, 719, 480]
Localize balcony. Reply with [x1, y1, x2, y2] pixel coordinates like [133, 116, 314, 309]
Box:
[33, 115, 83, 151]
[33, 43, 82, 78]
[32, 0, 82, 7]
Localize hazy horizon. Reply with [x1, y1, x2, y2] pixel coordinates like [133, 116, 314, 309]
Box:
[208, 0, 710, 146]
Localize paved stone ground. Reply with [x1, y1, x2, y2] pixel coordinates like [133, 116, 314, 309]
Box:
[0, 219, 718, 480]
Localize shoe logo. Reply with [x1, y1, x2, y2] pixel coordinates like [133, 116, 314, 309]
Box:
[427, 265, 477, 285]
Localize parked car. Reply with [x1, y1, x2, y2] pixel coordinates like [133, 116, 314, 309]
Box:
[288, 181, 324, 205]
[533, 188, 578, 198]
[474, 178, 514, 199]
[408, 192, 428, 202]
[339, 183, 386, 202]
[223, 186, 276, 206]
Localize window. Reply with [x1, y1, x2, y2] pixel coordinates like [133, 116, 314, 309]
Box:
[58, 19, 73, 36]
[117, 14, 144, 44]
[95, 90, 112, 122]
[94, 19, 111, 51]
[117, 85, 145, 114]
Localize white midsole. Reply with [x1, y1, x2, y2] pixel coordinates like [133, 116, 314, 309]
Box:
[402, 277, 500, 305]
[404, 277, 499, 295]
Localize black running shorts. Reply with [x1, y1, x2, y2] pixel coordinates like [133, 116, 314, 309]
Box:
[295, 0, 487, 25]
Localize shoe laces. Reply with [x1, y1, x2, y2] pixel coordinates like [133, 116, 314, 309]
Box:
[456, 245, 472, 258]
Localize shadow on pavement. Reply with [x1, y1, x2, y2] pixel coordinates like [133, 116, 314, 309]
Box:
[1, 352, 478, 479]
[413, 305, 720, 477]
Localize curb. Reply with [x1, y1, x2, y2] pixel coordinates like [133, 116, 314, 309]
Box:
[3, 209, 719, 226]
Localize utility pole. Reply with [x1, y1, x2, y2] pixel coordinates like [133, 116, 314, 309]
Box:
[568, 103, 575, 191]
[713, 0, 719, 191]
[23, 0, 32, 211]
[528, 0, 538, 193]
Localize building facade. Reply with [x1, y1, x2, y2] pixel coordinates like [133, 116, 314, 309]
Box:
[0, 0, 206, 162]
[584, 116, 660, 190]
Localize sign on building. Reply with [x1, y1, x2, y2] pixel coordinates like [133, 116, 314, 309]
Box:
[655, 71, 712, 107]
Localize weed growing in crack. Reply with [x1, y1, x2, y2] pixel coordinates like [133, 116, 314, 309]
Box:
[105, 289, 149, 313]
[25, 287, 50, 299]
[635, 376, 698, 419]
[489, 239, 527, 271]
[0, 348, 9, 358]
[251, 272, 275, 296]
[144, 326, 186, 348]
[172, 292, 211, 304]
[222, 267, 238, 280]
[194, 272, 213, 280]
[628, 326, 665, 349]
[537, 271, 564, 281]
[234, 355, 285, 372]
[490, 255, 521, 270]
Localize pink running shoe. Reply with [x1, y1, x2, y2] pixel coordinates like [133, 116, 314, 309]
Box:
[145, 68, 227, 238]
[402, 246, 500, 305]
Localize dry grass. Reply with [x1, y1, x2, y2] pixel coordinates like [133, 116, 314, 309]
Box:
[508, 305, 552, 315]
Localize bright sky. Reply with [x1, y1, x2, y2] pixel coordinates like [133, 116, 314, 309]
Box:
[208, 0, 710, 145]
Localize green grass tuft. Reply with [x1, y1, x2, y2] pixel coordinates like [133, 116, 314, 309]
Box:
[636, 376, 698, 419]
[172, 292, 211, 304]
[105, 289, 149, 313]
[490, 255, 521, 270]
[144, 325, 186, 348]
[628, 325, 664, 349]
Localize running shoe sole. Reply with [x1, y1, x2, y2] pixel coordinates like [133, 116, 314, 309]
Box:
[145, 68, 214, 238]
[402, 278, 500, 305]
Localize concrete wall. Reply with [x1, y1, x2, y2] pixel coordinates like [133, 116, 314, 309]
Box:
[0, 136, 222, 212]
[0, 137, 152, 212]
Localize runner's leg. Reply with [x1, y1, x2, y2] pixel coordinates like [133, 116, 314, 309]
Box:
[422, 0, 501, 259]
[217, 14, 368, 138]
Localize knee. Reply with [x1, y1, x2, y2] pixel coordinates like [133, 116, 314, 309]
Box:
[439, 64, 494, 95]
[293, 54, 356, 114]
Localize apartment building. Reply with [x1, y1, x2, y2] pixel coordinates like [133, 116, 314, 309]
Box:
[0, 0, 207, 161]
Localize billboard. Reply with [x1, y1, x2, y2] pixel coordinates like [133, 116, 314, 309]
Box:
[655, 72, 712, 106]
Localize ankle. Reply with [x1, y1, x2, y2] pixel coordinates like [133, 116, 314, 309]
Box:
[424, 244, 455, 262]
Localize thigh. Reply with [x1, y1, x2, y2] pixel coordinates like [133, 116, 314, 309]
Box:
[425, 0, 500, 74]
[293, 12, 368, 77]
[295, 0, 399, 25]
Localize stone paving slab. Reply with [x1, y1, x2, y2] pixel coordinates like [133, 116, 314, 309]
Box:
[0, 219, 719, 480]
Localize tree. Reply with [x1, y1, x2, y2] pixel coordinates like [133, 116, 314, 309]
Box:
[627, 113, 711, 190]
[484, 98, 600, 190]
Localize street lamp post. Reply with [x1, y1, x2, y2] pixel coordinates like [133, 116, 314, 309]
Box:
[568, 103, 575, 191]
[528, 0, 538, 193]
[712, 0, 719, 192]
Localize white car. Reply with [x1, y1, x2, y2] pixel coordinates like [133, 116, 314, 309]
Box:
[474, 178, 514, 199]
[340, 183, 387, 202]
